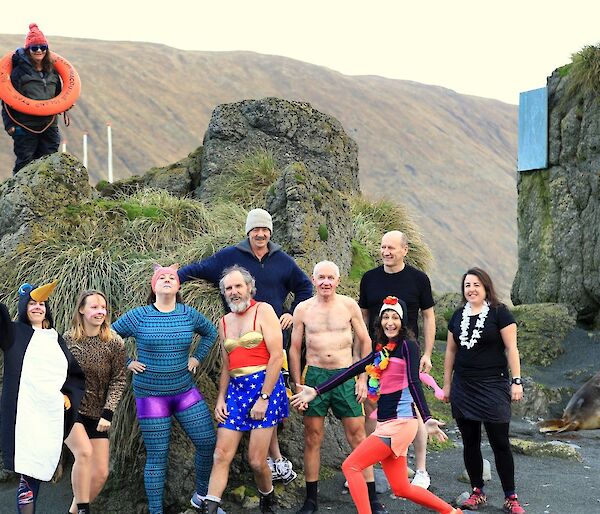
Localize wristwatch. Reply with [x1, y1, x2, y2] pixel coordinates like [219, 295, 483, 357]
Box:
[260, 392, 270, 400]
[511, 377, 523, 385]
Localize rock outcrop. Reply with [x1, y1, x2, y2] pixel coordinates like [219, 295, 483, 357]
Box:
[98, 148, 203, 198]
[512, 68, 600, 326]
[0, 153, 92, 254]
[0, 99, 367, 513]
[510, 438, 583, 462]
[197, 97, 360, 201]
[511, 303, 576, 366]
[267, 162, 353, 275]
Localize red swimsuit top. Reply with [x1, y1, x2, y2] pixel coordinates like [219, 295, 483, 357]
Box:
[222, 301, 270, 372]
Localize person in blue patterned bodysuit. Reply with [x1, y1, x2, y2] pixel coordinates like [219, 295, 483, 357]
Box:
[112, 265, 218, 514]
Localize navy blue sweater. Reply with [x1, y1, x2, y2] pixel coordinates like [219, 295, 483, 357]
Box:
[178, 239, 313, 317]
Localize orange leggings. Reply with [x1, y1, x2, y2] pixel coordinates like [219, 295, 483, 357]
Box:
[342, 434, 455, 514]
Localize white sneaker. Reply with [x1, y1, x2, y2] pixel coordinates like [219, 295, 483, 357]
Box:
[267, 456, 278, 480]
[411, 470, 430, 489]
[274, 457, 297, 484]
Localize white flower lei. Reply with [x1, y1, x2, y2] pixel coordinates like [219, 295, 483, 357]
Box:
[459, 301, 490, 349]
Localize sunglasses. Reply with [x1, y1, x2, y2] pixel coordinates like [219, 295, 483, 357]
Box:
[28, 45, 48, 52]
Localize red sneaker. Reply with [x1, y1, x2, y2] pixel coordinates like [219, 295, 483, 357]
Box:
[461, 488, 487, 510]
[504, 494, 526, 514]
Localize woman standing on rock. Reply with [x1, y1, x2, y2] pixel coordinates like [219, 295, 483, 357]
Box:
[112, 264, 218, 514]
[292, 296, 462, 514]
[443, 267, 526, 514]
[0, 280, 85, 514]
[2, 23, 62, 174]
[64, 290, 127, 514]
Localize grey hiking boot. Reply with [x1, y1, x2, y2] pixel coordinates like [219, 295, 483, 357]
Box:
[190, 494, 226, 514]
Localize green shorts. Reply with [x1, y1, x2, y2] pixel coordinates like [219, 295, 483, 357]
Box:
[303, 365, 364, 418]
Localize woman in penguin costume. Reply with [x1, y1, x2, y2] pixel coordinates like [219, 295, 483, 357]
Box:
[0, 280, 85, 513]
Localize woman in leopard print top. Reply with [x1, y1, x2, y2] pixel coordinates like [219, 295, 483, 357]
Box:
[64, 290, 126, 514]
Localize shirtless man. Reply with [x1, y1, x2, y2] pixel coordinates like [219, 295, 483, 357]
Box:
[289, 261, 386, 514]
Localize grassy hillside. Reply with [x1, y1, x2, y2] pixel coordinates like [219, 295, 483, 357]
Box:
[0, 35, 518, 296]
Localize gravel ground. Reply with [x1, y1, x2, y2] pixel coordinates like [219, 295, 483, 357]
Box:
[2, 423, 597, 514]
[2, 329, 599, 514]
[276, 425, 600, 514]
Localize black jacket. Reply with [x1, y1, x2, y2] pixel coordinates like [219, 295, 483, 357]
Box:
[2, 47, 61, 130]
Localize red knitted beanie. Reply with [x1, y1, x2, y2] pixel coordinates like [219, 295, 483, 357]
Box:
[24, 23, 48, 48]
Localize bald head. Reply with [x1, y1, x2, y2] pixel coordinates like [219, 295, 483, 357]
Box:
[380, 231, 409, 272]
[382, 231, 408, 248]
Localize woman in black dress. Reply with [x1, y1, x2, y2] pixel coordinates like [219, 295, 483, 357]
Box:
[443, 267, 526, 514]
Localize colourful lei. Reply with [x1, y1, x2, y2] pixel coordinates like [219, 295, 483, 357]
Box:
[365, 341, 398, 401]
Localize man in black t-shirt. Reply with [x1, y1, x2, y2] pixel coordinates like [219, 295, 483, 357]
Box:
[358, 230, 436, 490]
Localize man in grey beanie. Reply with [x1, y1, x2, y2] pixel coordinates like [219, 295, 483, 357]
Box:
[179, 208, 313, 493]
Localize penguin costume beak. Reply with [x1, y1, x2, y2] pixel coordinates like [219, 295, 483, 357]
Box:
[17, 279, 58, 326]
[29, 280, 58, 302]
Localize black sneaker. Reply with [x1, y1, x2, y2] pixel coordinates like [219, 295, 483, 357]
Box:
[371, 501, 388, 514]
[295, 499, 318, 514]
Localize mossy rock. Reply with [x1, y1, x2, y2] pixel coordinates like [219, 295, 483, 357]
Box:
[510, 438, 582, 462]
[224, 471, 303, 510]
[98, 147, 203, 199]
[96, 174, 145, 197]
[429, 292, 463, 341]
[512, 303, 576, 366]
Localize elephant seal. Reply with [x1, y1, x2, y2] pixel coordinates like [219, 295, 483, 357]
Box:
[539, 370, 600, 432]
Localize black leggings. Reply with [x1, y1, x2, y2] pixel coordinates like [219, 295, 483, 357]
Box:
[456, 417, 515, 494]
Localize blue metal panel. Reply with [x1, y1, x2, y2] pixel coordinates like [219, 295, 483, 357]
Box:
[518, 87, 548, 171]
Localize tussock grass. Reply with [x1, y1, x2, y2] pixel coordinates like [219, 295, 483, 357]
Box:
[0, 189, 244, 473]
[0, 190, 242, 336]
[0, 184, 437, 473]
[212, 150, 279, 207]
[560, 44, 600, 106]
[351, 196, 433, 273]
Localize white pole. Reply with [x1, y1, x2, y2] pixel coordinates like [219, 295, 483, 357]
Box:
[83, 132, 88, 168]
[61, 139, 67, 153]
[107, 122, 113, 183]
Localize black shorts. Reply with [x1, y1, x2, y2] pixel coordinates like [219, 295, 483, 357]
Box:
[75, 413, 109, 440]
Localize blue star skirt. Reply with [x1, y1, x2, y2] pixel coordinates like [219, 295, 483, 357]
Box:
[220, 370, 288, 431]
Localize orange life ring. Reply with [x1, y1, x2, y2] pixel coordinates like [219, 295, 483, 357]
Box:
[0, 51, 81, 116]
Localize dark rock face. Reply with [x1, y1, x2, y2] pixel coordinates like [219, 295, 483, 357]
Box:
[0, 153, 92, 254]
[98, 147, 203, 198]
[512, 70, 600, 326]
[197, 97, 360, 201]
[511, 303, 576, 366]
[267, 162, 353, 275]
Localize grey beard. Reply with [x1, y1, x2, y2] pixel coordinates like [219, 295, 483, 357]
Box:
[227, 297, 252, 313]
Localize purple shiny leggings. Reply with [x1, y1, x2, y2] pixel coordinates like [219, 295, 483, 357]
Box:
[135, 388, 203, 419]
